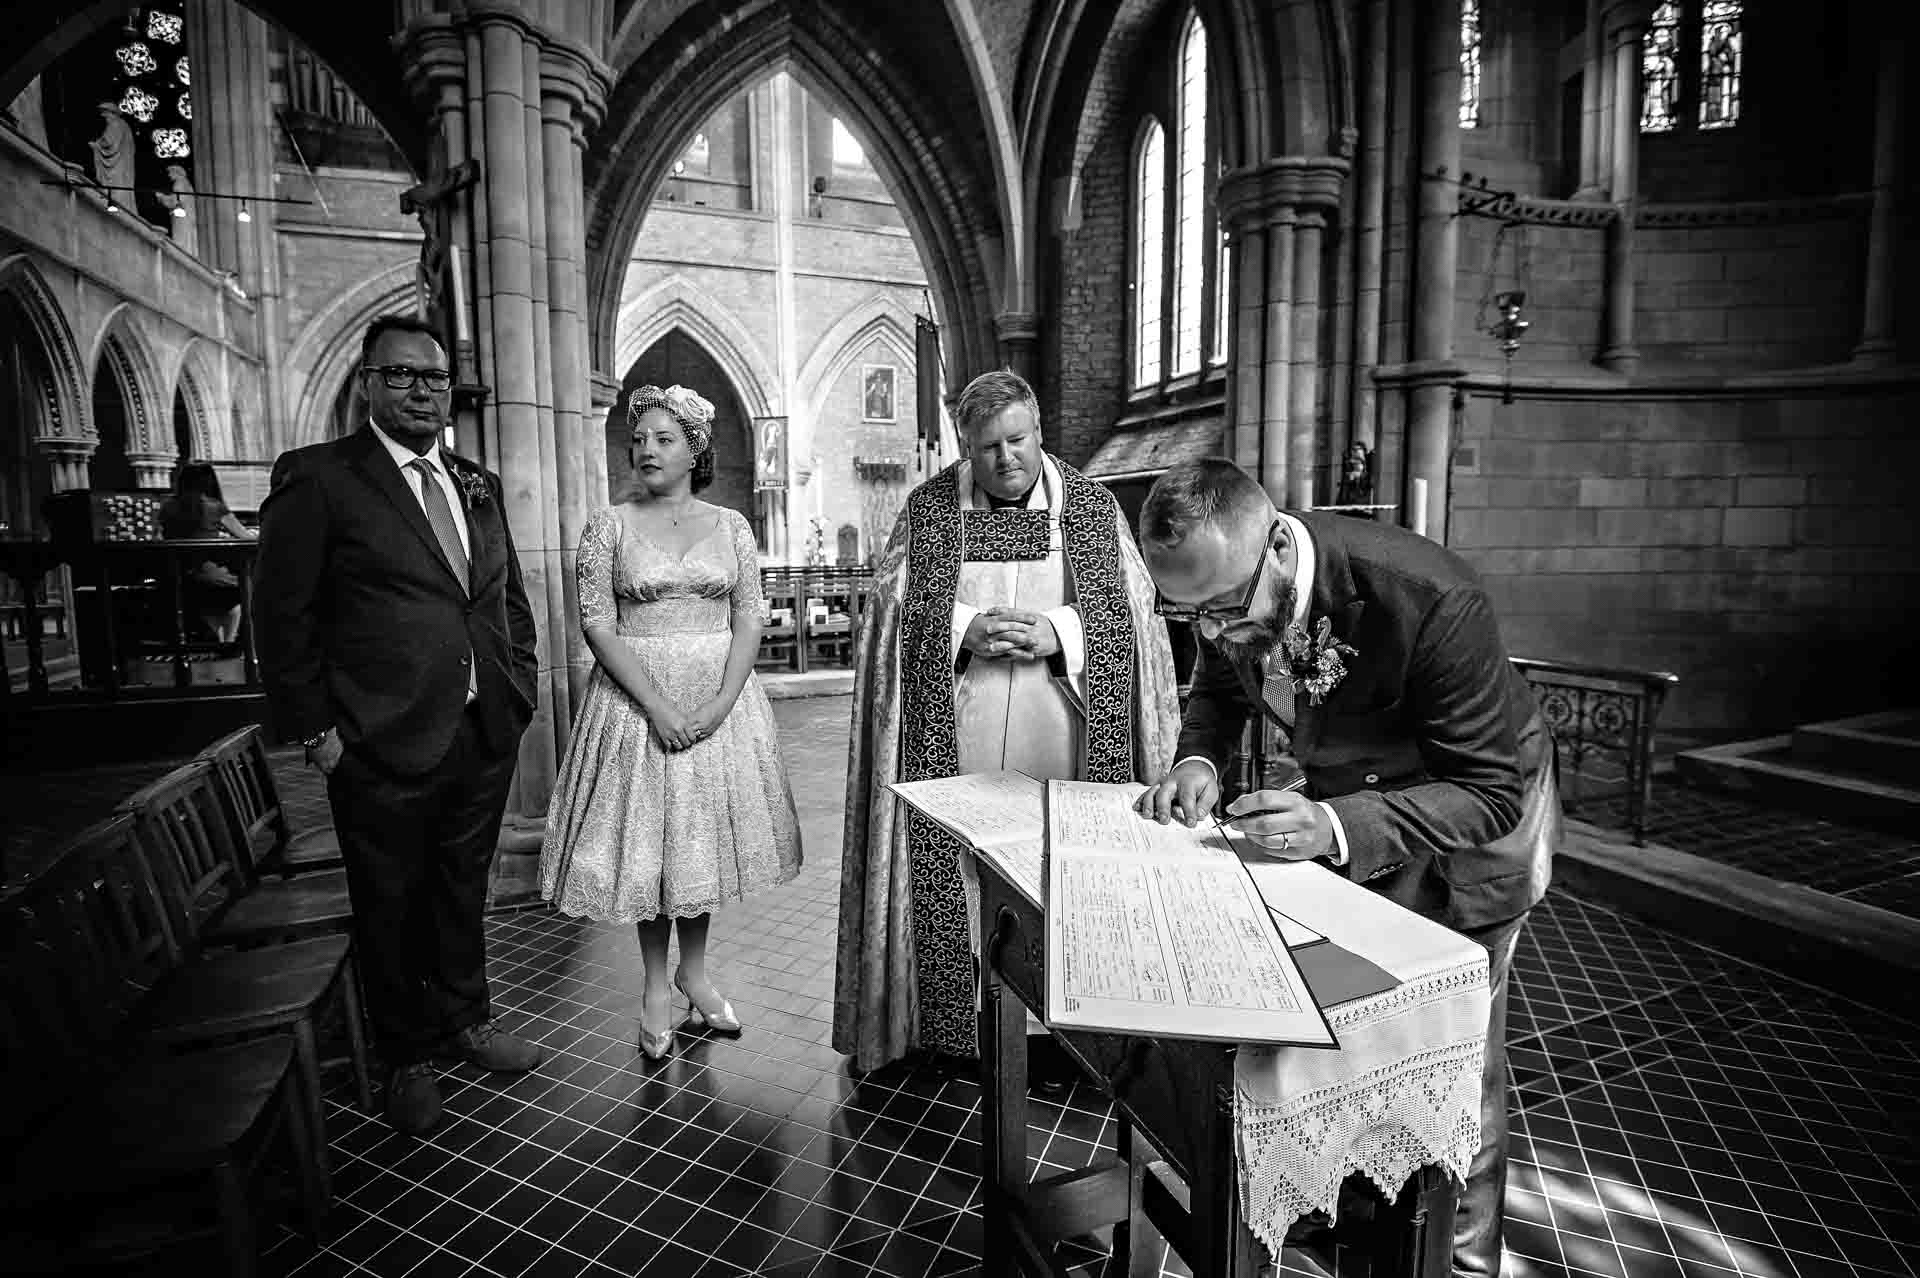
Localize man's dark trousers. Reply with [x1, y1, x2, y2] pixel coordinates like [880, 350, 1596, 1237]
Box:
[1453, 912, 1525, 1277]
[328, 703, 516, 1067]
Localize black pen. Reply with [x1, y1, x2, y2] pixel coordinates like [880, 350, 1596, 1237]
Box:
[1217, 774, 1309, 828]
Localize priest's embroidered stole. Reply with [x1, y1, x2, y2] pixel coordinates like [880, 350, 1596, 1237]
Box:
[959, 508, 1051, 562]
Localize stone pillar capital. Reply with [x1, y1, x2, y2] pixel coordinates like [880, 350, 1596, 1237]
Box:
[993, 311, 1041, 344]
[397, 17, 469, 109]
[1218, 157, 1351, 235]
[36, 436, 96, 461]
[590, 371, 622, 410]
[1603, 1, 1654, 45]
[540, 39, 612, 135]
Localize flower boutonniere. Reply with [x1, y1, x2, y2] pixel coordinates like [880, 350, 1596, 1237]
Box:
[1279, 616, 1358, 706]
[451, 466, 491, 509]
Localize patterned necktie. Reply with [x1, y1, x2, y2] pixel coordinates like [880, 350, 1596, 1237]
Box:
[1261, 656, 1297, 734]
[408, 457, 469, 589]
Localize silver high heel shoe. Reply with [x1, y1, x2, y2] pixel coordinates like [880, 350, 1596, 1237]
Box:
[674, 969, 742, 1035]
[638, 996, 675, 1061]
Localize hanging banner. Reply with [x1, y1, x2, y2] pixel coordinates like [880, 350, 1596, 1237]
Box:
[753, 416, 789, 492]
[915, 313, 943, 452]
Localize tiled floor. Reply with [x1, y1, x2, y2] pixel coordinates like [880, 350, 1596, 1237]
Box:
[1577, 781, 1920, 921]
[13, 696, 1919, 1276]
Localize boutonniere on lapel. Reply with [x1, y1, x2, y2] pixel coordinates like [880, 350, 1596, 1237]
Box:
[1279, 616, 1358, 706]
[450, 465, 491, 509]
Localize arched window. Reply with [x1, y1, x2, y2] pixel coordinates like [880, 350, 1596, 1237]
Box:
[1128, 10, 1228, 393]
[1132, 120, 1166, 388]
[1641, 0, 1742, 134]
[1171, 14, 1209, 376]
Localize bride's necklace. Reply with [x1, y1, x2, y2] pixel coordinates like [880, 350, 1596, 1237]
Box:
[657, 498, 699, 527]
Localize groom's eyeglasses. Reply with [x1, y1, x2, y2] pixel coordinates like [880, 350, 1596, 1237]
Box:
[1154, 521, 1278, 624]
[367, 365, 453, 393]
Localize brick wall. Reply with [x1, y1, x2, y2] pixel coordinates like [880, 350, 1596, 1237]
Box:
[1451, 390, 1920, 738]
[1046, 99, 1130, 468]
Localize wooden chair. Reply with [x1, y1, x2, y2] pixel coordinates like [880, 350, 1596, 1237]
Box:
[118, 762, 373, 1136]
[198, 724, 342, 876]
[758, 570, 804, 671]
[0, 814, 325, 1277]
[119, 759, 356, 949]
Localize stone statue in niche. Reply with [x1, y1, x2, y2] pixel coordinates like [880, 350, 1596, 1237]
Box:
[89, 102, 136, 196]
[156, 164, 199, 256]
[5, 76, 47, 149]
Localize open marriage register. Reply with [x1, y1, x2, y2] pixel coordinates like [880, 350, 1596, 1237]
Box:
[888, 772, 1337, 1050]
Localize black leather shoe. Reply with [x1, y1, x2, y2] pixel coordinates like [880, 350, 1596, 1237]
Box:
[385, 1063, 442, 1136]
[1027, 1033, 1079, 1098]
[439, 1021, 543, 1073]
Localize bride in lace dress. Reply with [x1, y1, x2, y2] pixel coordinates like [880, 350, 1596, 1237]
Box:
[541, 385, 802, 1059]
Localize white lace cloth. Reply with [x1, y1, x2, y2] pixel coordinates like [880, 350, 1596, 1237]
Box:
[1235, 863, 1490, 1256]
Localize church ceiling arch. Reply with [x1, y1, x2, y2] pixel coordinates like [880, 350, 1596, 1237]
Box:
[585, 0, 1005, 401]
[1026, 0, 1352, 198]
[795, 296, 918, 427]
[615, 276, 777, 421]
[92, 305, 165, 455]
[0, 253, 88, 441]
[0, 0, 427, 173]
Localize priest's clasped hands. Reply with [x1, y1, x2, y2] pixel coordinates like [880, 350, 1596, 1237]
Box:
[961, 607, 1061, 660]
[1133, 760, 1334, 861]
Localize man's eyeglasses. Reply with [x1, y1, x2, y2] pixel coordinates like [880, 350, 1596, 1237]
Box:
[1153, 521, 1278, 624]
[366, 365, 453, 393]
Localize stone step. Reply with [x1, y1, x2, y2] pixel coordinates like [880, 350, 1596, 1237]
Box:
[1790, 710, 1920, 787]
[1676, 734, 1920, 835]
[1557, 819, 1920, 1025]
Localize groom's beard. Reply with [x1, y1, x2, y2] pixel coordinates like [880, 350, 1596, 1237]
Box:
[1215, 584, 1296, 664]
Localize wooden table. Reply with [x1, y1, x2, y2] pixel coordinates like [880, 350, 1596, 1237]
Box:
[976, 851, 1461, 1278]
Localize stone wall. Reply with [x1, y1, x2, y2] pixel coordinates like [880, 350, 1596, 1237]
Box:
[1045, 88, 1131, 469]
[1451, 388, 1920, 738]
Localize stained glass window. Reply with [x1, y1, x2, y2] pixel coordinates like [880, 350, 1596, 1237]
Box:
[1133, 119, 1165, 387]
[119, 86, 159, 123]
[177, 94, 191, 121]
[176, 57, 190, 86]
[147, 11, 183, 44]
[116, 42, 157, 77]
[1640, 2, 1681, 132]
[1171, 14, 1208, 376]
[153, 128, 189, 159]
[1698, 0, 1742, 129]
[1459, 0, 1482, 129]
[831, 118, 866, 168]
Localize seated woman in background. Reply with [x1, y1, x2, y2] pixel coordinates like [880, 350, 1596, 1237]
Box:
[159, 460, 255, 644]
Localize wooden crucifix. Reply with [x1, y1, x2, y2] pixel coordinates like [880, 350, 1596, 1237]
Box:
[400, 156, 480, 349]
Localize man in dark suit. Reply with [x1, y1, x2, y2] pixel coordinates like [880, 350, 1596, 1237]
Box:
[254, 315, 543, 1136]
[1133, 457, 1559, 1278]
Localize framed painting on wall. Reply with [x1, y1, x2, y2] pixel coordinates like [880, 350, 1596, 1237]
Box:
[861, 363, 897, 423]
[753, 416, 788, 491]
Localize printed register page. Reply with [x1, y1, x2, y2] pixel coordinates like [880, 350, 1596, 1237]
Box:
[1043, 780, 1337, 1048]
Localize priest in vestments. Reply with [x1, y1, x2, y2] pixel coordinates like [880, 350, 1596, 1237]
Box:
[834, 370, 1181, 1073]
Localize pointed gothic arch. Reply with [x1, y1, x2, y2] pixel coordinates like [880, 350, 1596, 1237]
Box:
[587, 2, 1003, 397]
[0, 254, 87, 442]
[795, 297, 918, 427]
[171, 339, 226, 461]
[614, 276, 779, 420]
[92, 308, 166, 457]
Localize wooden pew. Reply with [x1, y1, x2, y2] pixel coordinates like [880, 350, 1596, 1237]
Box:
[0, 813, 325, 1276]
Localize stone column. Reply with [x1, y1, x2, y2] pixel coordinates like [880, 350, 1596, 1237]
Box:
[1349, 0, 1391, 460]
[1598, 5, 1647, 373]
[1853, 33, 1905, 366]
[995, 312, 1040, 383]
[1405, 0, 1466, 541]
[38, 439, 95, 492]
[1575, 0, 1611, 199]
[127, 454, 175, 489]
[540, 40, 610, 712]
[1219, 158, 1347, 508]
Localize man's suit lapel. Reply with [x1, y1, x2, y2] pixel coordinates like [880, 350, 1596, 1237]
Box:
[1291, 512, 1365, 756]
[450, 457, 506, 596]
[346, 427, 470, 595]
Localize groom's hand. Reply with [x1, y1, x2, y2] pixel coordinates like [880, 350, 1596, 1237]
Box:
[1224, 791, 1332, 859]
[305, 729, 343, 776]
[1134, 759, 1220, 827]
